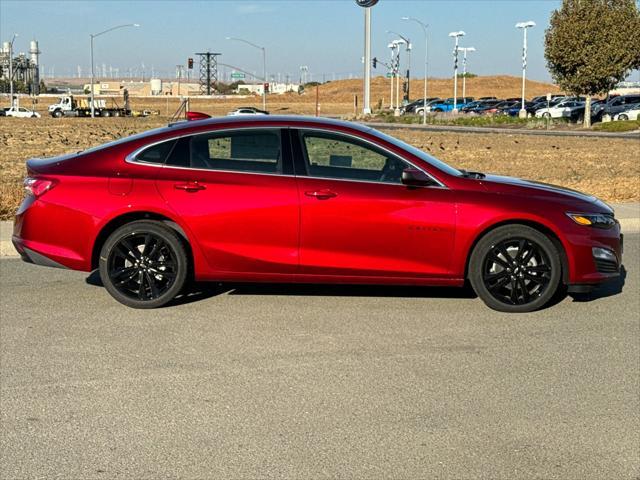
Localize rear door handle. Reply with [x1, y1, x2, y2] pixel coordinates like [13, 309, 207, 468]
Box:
[305, 189, 337, 200]
[174, 182, 206, 192]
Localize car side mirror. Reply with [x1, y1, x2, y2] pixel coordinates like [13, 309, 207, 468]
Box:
[401, 168, 437, 187]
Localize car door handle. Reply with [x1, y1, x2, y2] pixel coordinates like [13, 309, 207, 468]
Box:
[305, 189, 337, 200]
[174, 182, 206, 192]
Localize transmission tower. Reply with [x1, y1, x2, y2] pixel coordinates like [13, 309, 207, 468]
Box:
[195, 51, 221, 95]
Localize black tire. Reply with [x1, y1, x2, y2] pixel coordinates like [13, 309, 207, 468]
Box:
[53, 110, 63, 118]
[468, 225, 562, 313]
[101, 110, 111, 117]
[99, 221, 188, 308]
[542, 112, 551, 119]
[619, 114, 629, 121]
[113, 110, 121, 117]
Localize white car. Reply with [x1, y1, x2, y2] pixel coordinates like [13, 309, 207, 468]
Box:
[5, 106, 41, 118]
[613, 106, 640, 121]
[227, 107, 269, 116]
[535, 100, 584, 119]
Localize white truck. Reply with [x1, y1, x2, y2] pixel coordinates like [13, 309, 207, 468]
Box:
[48, 94, 131, 118]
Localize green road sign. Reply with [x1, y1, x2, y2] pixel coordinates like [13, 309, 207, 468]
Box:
[231, 72, 246, 79]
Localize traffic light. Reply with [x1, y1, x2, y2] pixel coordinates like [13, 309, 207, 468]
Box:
[187, 58, 194, 69]
[264, 82, 269, 93]
[372, 57, 377, 68]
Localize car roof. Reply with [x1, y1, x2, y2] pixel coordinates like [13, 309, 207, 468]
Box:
[166, 115, 369, 133]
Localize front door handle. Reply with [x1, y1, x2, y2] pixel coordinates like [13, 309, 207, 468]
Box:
[305, 189, 337, 200]
[174, 182, 206, 192]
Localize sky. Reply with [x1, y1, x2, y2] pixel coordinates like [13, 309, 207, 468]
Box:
[0, 0, 625, 83]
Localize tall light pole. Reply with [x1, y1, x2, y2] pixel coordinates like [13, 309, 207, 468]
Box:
[355, 0, 379, 115]
[403, 16, 428, 124]
[448, 31, 465, 113]
[387, 31, 411, 105]
[90, 23, 139, 118]
[226, 36, 267, 111]
[516, 21, 536, 118]
[7, 33, 18, 108]
[458, 47, 476, 99]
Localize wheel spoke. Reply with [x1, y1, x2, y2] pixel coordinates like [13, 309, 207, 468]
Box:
[144, 271, 160, 298]
[115, 269, 138, 287]
[487, 275, 510, 293]
[528, 264, 551, 274]
[141, 234, 152, 256]
[488, 251, 511, 269]
[121, 238, 142, 260]
[115, 245, 138, 264]
[523, 271, 549, 286]
[137, 271, 147, 300]
[515, 239, 527, 261]
[509, 278, 519, 304]
[518, 277, 530, 303]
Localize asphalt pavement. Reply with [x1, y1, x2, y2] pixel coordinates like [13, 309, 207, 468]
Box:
[1, 233, 638, 479]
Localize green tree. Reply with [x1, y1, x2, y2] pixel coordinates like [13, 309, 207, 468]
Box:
[544, 0, 640, 127]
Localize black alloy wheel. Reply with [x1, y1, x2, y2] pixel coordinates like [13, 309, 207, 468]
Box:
[99, 221, 188, 308]
[469, 225, 562, 312]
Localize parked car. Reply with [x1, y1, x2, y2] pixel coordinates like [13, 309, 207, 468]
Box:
[594, 94, 640, 121]
[460, 99, 502, 114]
[502, 101, 537, 117]
[426, 97, 474, 112]
[12, 116, 622, 313]
[478, 100, 520, 115]
[414, 98, 446, 115]
[535, 100, 585, 119]
[0, 107, 9, 117]
[478, 96, 497, 100]
[4, 106, 41, 118]
[402, 98, 440, 114]
[227, 107, 269, 116]
[530, 94, 566, 104]
[613, 104, 640, 121]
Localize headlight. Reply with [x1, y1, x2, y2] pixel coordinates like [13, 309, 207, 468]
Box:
[566, 212, 616, 229]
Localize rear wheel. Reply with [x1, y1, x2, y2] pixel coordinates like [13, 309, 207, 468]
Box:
[542, 112, 551, 119]
[618, 113, 629, 121]
[99, 221, 188, 308]
[101, 110, 111, 117]
[468, 225, 562, 313]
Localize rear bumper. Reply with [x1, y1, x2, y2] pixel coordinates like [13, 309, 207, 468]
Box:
[12, 237, 68, 269]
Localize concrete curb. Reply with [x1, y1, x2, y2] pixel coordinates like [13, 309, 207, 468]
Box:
[2, 207, 639, 259]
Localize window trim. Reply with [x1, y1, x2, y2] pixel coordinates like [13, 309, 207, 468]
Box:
[125, 126, 294, 177]
[291, 127, 447, 189]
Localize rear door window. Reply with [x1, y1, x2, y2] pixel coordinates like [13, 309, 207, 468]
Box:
[189, 129, 282, 174]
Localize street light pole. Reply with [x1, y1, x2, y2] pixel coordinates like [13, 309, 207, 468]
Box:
[403, 17, 428, 124]
[226, 37, 267, 111]
[459, 47, 476, 99]
[516, 21, 536, 118]
[387, 31, 411, 105]
[448, 31, 465, 113]
[90, 23, 139, 118]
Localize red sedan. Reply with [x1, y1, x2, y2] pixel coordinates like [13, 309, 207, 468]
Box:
[12, 116, 622, 312]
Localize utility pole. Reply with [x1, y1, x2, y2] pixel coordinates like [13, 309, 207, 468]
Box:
[8, 34, 18, 108]
[355, 0, 379, 115]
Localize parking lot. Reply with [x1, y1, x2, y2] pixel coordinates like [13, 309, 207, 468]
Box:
[1, 233, 638, 479]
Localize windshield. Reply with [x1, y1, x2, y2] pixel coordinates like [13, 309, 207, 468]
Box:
[367, 127, 462, 177]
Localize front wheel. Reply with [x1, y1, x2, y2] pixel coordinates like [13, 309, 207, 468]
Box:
[99, 221, 188, 308]
[618, 114, 629, 121]
[468, 225, 562, 313]
[542, 112, 551, 119]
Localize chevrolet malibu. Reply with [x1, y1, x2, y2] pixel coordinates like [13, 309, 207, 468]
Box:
[12, 116, 622, 312]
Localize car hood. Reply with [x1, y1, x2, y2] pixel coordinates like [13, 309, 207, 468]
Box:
[480, 174, 612, 213]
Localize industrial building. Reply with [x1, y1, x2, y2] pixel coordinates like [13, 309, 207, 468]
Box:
[0, 39, 41, 95]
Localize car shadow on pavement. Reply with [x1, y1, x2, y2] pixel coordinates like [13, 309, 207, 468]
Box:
[569, 266, 627, 302]
[85, 271, 477, 307]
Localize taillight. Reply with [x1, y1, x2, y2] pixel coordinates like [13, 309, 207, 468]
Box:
[24, 177, 55, 198]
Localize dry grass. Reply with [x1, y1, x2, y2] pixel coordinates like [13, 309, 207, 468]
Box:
[0, 116, 638, 220]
